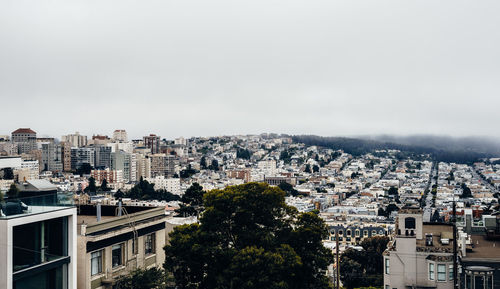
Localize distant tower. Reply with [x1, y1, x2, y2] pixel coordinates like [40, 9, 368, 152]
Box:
[143, 134, 161, 154]
[112, 130, 128, 142]
[11, 128, 37, 154]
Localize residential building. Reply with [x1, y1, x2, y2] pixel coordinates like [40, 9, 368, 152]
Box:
[146, 176, 181, 195]
[384, 208, 455, 289]
[40, 142, 63, 172]
[61, 142, 72, 172]
[77, 205, 167, 289]
[143, 134, 160, 154]
[111, 151, 136, 183]
[0, 183, 77, 289]
[91, 169, 123, 187]
[71, 148, 96, 171]
[135, 154, 151, 180]
[11, 128, 37, 154]
[112, 130, 128, 143]
[61, 132, 88, 148]
[94, 146, 112, 169]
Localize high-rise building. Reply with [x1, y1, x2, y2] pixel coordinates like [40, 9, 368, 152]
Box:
[111, 151, 136, 183]
[11, 128, 37, 154]
[61, 132, 87, 147]
[112, 129, 128, 142]
[135, 154, 151, 180]
[40, 142, 63, 172]
[61, 141, 72, 172]
[0, 180, 77, 289]
[143, 134, 161, 154]
[94, 145, 112, 169]
[71, 147, 96, 171]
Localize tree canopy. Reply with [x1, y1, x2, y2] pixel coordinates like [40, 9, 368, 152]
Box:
[164, 182, 333, 289]
[339, 236, 389, 289]
[176, 183, 205, 217]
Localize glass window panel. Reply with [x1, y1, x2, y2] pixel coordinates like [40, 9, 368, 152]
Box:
[91, 250, 103, 275]
[437, 264, 446, 281]
[429, 263, 435, 280]
[112, 244, 123, 268]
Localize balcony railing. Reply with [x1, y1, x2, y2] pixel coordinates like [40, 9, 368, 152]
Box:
[0, 192, 75, 219]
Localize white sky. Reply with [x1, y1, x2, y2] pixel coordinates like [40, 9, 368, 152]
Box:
[1, 0, 499, 139]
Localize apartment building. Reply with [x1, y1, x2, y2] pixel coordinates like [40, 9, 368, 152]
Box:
[146, 176, 181, 195]
[111, 151, 136, 183]
[61, 132, 88, 148]
[384, 208, 455, 289]
[143, 134, 161, 154]
[71, 148, 96, 171]
[112, 130, 128, 143]
[91, 169, 123, 188]
[327, 223, 389, 245]
[77, 205, 167, 289]
[11, 128, 37, 154]
[0, 185, 77, 289]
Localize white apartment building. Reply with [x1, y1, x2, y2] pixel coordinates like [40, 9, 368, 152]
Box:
[112, 129, 128, 142]
[257, 159, 277, 176]
[146, 176, 181, 195]
[62, 132, 88, 148]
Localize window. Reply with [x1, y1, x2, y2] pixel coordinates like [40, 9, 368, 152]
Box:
[364, 230, 368, 237]
[91, 250, 103, 276]
[372, 230, 377, 236]
[355, 230, 360, 237]
[346, 230, 351, 236]
[437, 264, 446, 281]
[385, 258, 390, 274]
[145, 233, 155, 255]
[429, 263, 435, 280]
[449, 265, 453, 281]
[112, 244, 123, 268]
[405, 217, 416, 229]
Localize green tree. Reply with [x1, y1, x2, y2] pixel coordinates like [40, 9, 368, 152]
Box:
[114, 267, 165, 289]
[100, 178, 110, 191]
[176, 183, 205, 217]
[339, 236, 389, 289]
[313, 165, 320, 173]
[85, 177, 97, 193]
[1, 168, 14, 180]
[76, 163, 93, 175]
[6, 183, 19, 199]
[209, 159, 219, 171]
[278, 182, 299, 197]
[461, 183, 472, 198]
[164, 183, 333, 289]
[387, 186, 398, 196]
[304, 164, 311, 173]
[200, 157, 207, 169]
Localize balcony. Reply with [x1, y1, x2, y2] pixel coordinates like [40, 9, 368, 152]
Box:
[0, 192, 75, 219]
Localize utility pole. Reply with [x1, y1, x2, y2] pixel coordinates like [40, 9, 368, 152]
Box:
[453, 200, 458, 289]
[336, 230, 340, 289]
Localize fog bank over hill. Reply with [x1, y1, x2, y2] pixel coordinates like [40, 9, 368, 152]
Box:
[357, 135, 500, 156]
[292, 134, 500, 164]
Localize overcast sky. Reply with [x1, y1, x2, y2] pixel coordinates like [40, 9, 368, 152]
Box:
[1, 0, 499, 140]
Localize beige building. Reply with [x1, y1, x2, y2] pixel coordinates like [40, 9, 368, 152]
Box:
[384, 208, 455, 289]
[77, 205, 168, 289]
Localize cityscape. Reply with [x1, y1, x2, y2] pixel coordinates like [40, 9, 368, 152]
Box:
[0, 129, 499, 289]
[2, 0, 500, 289]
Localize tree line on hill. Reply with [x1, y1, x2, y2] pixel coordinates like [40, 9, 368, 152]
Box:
[292, 135, 495, 164]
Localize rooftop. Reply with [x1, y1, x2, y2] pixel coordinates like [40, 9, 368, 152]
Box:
[12, 128, 36, 134]
[463, 235, 500, 261]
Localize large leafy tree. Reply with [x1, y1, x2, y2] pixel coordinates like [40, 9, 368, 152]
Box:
[176, 183, 205, 217]
[127, 177, 180, 201]
[114, 267, 165, 289]
[164, 183, 333, 289]
[339, 236, 390, 289]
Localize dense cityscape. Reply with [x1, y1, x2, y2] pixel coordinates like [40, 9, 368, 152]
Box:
[0, 128, 499, 289]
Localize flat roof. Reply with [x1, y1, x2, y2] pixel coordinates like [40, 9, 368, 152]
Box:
[463, 235, 500, 261]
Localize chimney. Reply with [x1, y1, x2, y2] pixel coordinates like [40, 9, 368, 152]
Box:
[118, 199, 122, 217]
[97, 201, 102, 222]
